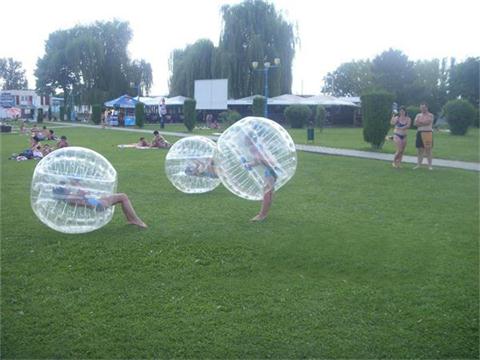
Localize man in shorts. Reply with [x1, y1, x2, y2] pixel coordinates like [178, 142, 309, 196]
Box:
[414, 102, 434, 170]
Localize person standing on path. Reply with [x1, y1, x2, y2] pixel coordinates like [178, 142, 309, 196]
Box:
[159, 98, 167, 129]
[414, 102, 434, 170]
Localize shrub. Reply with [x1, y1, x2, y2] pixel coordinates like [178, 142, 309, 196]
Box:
[315, 105, 326, 131]
[219, 110, 242, 126]
[252, 95, 266, 117]
[60, 106, 65, 121]
[361, 91, 394, 149]
[443, 99, 477, 135]
[284, 104, 312, 129]
[66, 106, 72, 121]
[135, 103, 145, 128]
[474, 109, 479, 128]
[183, 98, 197, 132]
[37, 108, 43, 123]
[91, 105, 102, 125]
[48, 106, 52, 121]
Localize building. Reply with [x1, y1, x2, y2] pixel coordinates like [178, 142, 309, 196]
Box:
[0, 89, 52, 120]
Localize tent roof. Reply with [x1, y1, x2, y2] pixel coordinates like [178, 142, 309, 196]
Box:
[104, 95, 139, 108]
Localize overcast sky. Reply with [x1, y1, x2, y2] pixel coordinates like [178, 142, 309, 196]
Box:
[1, 0, 478, 96]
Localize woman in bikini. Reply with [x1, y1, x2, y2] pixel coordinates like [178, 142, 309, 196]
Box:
[390, 106, 411, 168]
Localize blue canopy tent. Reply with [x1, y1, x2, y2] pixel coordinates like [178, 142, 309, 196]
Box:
[104, 95, 139, 126]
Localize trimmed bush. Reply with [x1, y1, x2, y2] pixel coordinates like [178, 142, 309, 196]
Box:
[37, 108, 43, 123]
[252, 95, 266, 117]
[361, 91, 395, 149]
[183, 98, 197, 132]
[91, 105, 102, 125]
[443, 99, 477, 135]
[315, 105, 326, 131]
[135, 103, 145, 128]
[284, 104, 312, 129]
[219, 110, 242, 126]
[60, 106, 65, 121]
[48, 106, 52, 121]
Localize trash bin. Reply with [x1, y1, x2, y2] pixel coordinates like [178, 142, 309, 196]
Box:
[307, 128, 314, 142]
[0, 125, 12, 133]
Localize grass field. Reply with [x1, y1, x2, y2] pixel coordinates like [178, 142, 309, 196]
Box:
[1, 127, 479, 358]
[106, 122, 480, 162]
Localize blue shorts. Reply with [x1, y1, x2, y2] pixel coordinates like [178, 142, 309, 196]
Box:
[86, 197, 106, 211]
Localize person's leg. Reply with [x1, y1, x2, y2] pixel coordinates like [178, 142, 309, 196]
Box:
[251, 190, 273, 222]
[392, 136, 401, 167]
[103, 193, 147, 228]
[414, 148, 424, 169]
[398, 139, 407, 166]
[425, 146, 433, 169]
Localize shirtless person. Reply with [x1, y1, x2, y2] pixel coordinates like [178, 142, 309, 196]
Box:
[414, 102, 434, 170]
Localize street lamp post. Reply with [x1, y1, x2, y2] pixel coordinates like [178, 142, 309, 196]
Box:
[252, 58, 280, 118]
[130, 82, 140, 101]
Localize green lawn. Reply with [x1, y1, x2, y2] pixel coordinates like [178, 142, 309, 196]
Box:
[1, 128, 478, 358]
[127, 123, 480, 163]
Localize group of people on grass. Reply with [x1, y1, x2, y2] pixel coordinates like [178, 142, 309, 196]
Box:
[134, 131, 171, 148]
[389, 102, 435, 170]
[11, 124, 70, 161]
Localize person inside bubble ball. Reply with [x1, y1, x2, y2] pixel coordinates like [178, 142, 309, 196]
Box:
[52, 179, 147, 228]
[185, 158, 219, 178]
[242, 133, 280, 222]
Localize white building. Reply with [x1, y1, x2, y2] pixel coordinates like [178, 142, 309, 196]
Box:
[0, 89, 52, 120]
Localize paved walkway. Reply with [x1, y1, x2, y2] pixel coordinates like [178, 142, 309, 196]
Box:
[46, 121, 480, 172]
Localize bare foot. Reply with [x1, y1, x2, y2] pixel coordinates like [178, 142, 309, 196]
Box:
[428, 166, 433, 170]
[392, 162, 398, 168]
[128, 219, 148, 228]
[250, 214, 267, 222]
[413, 165, 421, 170]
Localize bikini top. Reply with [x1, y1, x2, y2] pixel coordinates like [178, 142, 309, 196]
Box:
[395, 117, 409, 128]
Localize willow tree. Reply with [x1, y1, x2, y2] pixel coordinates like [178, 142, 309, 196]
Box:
[168, 0, 296, 98]
[169, 39, 215, 97]
[217, 0, 297, 98]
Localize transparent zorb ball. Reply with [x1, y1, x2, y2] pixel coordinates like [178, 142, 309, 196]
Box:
[31, 147, 117, 234]
[214, 117, 297, 200]
[165, 136, 221, 194]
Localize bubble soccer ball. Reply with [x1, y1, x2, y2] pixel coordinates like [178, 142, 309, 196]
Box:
[214, 117, 297, 200]
[31, 147, 118, 234]
[165, 136, 221, 194]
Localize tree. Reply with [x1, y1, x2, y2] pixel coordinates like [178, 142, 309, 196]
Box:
[371, 49, 415, 106]
[443, 99, 476, 135]
[168, 0, 297, 98]
[169, 39, 215, 97]
[284, 104, 312, 128]
[449, 57, 480, 108]
[252, 95, 266, 116]
[35, 20, 153, 105]
[0, 58, 28, 90]
[322, 60, 373, 96]
[135, 102, 145, 128]
[361, 91, 395, 149]
[183, 98, 197, 131]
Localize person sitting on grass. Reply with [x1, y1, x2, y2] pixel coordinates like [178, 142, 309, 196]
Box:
[151, 130, 171, 148]
[137, 137, 150, 147]
[56, 135, 69, 149]
[52, 180, 147, 228]
[48, 129, 57, 140]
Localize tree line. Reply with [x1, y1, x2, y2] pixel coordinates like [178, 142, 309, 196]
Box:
[168, 0, 297, 99]
[33, 20, 152, 105]
[322, 49, 479, 114]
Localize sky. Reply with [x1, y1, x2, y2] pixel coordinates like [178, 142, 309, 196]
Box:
[1, 0, 478, 96]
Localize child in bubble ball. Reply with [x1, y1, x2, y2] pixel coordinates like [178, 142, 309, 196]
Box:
[52, 179, 147, 228]
[242, 133, 279, 222]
